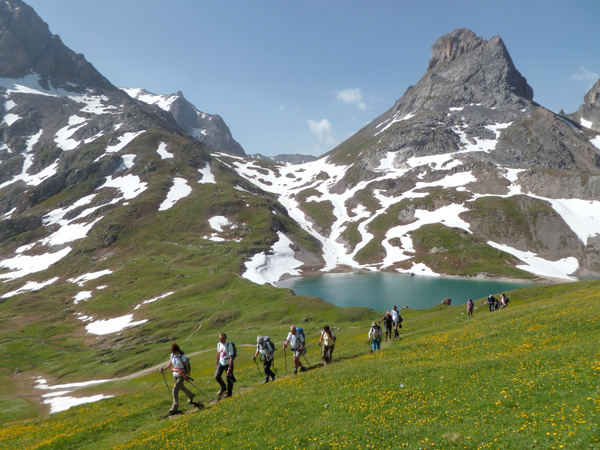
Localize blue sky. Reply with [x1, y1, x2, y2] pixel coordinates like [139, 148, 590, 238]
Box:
[25, 0, 600, 157]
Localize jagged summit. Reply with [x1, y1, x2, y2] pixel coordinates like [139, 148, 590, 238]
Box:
[567, 79, 600, 132]
[0, 0, 114, 92]
[122, 88, 246, 156]
[426, 29, 486, 71]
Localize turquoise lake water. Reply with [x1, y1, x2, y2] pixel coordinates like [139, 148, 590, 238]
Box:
[276, 272, 536, 312]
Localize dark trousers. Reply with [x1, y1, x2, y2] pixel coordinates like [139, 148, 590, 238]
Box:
[263, 358, 276, 381]
[215, 362, 235, 397]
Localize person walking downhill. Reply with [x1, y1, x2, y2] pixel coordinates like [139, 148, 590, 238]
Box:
[253, 335, 276, 384]
[215, 333, 236, 399]
[283, 326, 306, 375]
[160, 343, 194, 414]
[368, 321, 383, 352]
[319, 325, 336, 365]
[467, 298, 474, 318]
[391, 306, 402, 339]
[379, 312, 393, 341]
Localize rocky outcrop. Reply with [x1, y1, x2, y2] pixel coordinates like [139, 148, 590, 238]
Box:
[0, 0, 115, 91]
[567, 79, 600, 132]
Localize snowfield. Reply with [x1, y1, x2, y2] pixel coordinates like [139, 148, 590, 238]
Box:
[222, 114, 594, 283]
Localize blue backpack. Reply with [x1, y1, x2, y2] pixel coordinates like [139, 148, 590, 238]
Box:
[296, 327, 306, 343]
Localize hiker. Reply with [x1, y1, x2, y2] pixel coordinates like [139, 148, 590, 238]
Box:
[500, 293, 508, 309]
[283, 326, 306, 375]
[253, 335, 276, 383]
[368, 321, 382, 351]
[215, 333, 236, 398]
[319, 325, 336, 365]
[487, 295, 496, 313]
[391, 305, 402, 338]
[159, 343, 194, 413]
[467, 298, 474, 318]
[379, 311, 393, 341]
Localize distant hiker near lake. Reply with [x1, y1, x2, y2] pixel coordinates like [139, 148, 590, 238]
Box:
[391, 305, 402, 339]
[369, 321, 383, 352]
[379, 312, 393, 341]
[467, 298, 474, 318]
[215, 333, 236, 398]
[160, 343, 194, 414]
[319, 325, 336, 365]
[283, 326, 306, 375]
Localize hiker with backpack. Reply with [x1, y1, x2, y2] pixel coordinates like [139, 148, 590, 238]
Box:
[391, 306, 402, 339]
[159, 343, 194, 414]
[253, 335, 276, 383]
[283, 326, 306, 375]
[379, 312, 393, 341]
[319, 325, 336, 365]
[215, 333, 236, 398]
[368, 321, 383, 351]
[487, 295, 496, 313]
[467, 298, 474, 317]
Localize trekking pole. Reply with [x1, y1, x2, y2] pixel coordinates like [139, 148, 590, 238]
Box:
[253, 358, 262, 376]
[284, 346, 288, 373]
[187, 379, 214, 402]
[160, 370, 171, 397]
[302, 353, 312, 369]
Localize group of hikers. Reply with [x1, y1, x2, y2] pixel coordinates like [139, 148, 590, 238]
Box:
[368, 305, 403, 351]
[159, 325, 338, 414]
[466, 293, 510, 317]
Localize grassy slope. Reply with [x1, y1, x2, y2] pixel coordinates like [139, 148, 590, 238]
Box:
[2, 281, 598, 449]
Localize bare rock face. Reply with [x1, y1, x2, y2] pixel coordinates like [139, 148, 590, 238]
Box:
[427, 29, 485, 71]
[441, 298, 452, 306]
[0, 0, 115, 91]
[567, 79, 600, 132]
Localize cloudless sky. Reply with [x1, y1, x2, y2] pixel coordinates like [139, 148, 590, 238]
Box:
[25, 0, 600, 156]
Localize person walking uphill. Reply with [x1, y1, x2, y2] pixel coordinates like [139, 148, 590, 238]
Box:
[215, 333, 236, 398]
[283, 326, 306, 375]
[160, 343, 194, 414]
[391, 306, 402, 339]
[368, 321, 383, 352]
[379, 312, 393, 341]
[253, 335, 276, 383]
[319, 325, 336, 365]
[467, 298, 474, 318]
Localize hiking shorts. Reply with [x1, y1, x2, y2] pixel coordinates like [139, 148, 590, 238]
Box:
[293, 347, 306, 358]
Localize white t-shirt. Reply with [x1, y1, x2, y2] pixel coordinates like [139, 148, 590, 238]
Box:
[217, 342, 234, 366]
[170, 353, 189, 378]
[286, 331, 304, 350]
[391, 309, 400, 323]
[257, 341, 274, 361]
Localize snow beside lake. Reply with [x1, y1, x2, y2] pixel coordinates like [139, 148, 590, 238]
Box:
[85, 314, 148, 335]
[487, 242, 578, 280]
[159, 178, 192, 211]
[243, 232, 303, 285]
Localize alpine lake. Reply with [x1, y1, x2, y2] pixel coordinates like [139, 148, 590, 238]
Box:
[276, 272, 537, 312]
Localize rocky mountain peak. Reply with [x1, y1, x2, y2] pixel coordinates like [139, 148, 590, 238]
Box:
[0, 0, 114, 91]
[568, 78, 600, 132]
[426, 28, 485, 72]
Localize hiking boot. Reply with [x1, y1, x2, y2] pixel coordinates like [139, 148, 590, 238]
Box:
[300, 366, 307, 372]
[168, 409, 178, 415]
[262, 380, 269, 384]
[188, 393, 195, 404]
[217, 389, 225, 396]
[293, 369, 297, 375]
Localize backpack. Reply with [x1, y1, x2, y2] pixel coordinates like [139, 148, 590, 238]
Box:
[263, 336, 277, 352]
[371, 325, 382, 340]
[227, 341, 237, 359]
[296, 327, 306, 343]
[172, 353, 191, 376]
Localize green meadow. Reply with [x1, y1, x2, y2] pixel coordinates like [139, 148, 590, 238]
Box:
[1, 280, 598, 449]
